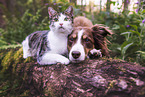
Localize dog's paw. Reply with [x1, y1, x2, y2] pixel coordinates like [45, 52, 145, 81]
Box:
[89, 49, 102, 58]
[90, 49, 102, 57]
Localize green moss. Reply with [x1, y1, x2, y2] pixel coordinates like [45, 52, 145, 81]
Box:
[118, 67, 126, 72]
[0, 51, 5, 61]
[43, 87, 55, 97]
[12, 47, 24, 73]
[0, 44, 22, 50]
[105, 80, 117, 94]
[0, 81, 10, 96]
[100, 57, 124, 63]
[24, 57, 34, 63]
[138, 86, 145, 96]
[19, 90, 30, 96]
[0, 46, 32, 96]
[1, 50, 14, 72]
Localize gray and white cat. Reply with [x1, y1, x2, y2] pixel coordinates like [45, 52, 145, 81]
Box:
[22, 6, 73, 65]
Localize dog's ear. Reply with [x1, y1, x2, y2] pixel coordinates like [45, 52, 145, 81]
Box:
[48, 7, 57, 19]
[92, 24, 112, 37]
[64, 6, 73, 18]
[91, 24, 112, 57]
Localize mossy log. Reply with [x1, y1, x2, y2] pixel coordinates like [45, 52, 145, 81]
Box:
[0, 47, 145, 97]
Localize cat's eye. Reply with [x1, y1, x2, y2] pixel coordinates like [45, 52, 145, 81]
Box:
[69, 37, 74, 42]
[54, 18, 58, 21]
[64, 17, 69, 21]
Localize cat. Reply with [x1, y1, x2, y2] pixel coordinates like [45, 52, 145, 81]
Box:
[22, 6, 73, 65]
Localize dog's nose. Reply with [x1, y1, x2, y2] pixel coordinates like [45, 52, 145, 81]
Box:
[72, 51, 81, 59]
[59, 23, 63, 26]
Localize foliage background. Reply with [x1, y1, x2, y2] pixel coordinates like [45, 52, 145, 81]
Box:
[0, 0, 145, 64]
[0, 0, 145, 96]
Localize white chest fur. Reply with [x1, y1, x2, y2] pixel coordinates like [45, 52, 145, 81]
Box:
[47, 31, 68, 55]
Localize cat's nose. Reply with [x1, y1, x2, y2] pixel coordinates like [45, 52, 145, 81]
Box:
[59, 23, 63, 26]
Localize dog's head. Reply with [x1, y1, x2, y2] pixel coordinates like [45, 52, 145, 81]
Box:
[68, 17, 112, 63]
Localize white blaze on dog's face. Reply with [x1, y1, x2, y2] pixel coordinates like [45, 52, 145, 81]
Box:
[68, 28, 95, 63]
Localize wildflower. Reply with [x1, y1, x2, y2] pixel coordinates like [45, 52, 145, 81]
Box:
[142, 19, 145, 23]
[126, 0, 130, 4]
[35, 22, 38, 26]
[53, 3, 56, 5]
[135, 2, 139, 4]
[92, 7, 95, 10]
[106, 12, 110, 15]
[45, 3, 48, 6]
[135, 8, 139, 13]
[58, 6, 62, 8]
[126, 25, 130, 28]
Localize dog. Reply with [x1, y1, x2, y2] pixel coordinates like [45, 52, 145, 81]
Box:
[22, 6, 73, 65]
[68, 16, 112, 63]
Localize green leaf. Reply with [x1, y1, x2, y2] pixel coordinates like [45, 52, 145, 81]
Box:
[119, 25, 127, 32]
[122, 43, 133, 53]
[137, 51, 145, 59]
[121, 42, 133, 59]
[120, 32, 131, 35]
[129, 30, 140, 36]
[137, 51, 145, 54]
[112, 24, 120, 30]
[121, 41, 129, 52]
[110, 1, 116, 6]
[129, 24, 138, 30]
[117, 47, 121, 51]
[142, 10, 145, 14]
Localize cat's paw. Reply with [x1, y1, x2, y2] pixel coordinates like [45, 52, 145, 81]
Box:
[38, 54, 70, 65]
[58, 57, 70, 65]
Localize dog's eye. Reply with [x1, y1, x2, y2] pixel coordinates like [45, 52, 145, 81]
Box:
[85, 38, 90, 42]
[84, 38, 93, 48]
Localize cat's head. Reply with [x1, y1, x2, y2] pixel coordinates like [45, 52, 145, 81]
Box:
[48, 6, 73, 36]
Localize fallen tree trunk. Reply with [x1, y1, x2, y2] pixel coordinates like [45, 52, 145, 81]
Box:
[1, 47, 145, 97]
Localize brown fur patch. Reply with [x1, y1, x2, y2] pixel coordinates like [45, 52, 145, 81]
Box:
[73, 16, 93, 27]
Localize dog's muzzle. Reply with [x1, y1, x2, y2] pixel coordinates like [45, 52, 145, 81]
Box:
[71, 51, 81, 59]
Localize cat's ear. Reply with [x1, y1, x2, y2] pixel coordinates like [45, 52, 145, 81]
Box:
[64, 6, 73, 17]
[48, 7, 57, 18]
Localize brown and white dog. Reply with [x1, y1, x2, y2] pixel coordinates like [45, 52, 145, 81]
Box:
[68, 16, 112, 63]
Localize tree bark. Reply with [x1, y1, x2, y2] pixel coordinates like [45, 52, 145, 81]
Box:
[26, 60, 145, 96]
[1, 47, 145, 96]
[106, 0, 111, 12]
[123, 0, 129, 13]
[5, 0, 16, 15]
[0, 0, 6, 27]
